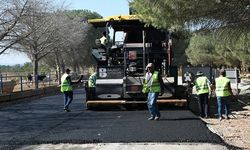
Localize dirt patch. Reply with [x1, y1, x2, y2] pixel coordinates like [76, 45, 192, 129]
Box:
[203, 106, 250, 149]
[202, 89, 250, 149]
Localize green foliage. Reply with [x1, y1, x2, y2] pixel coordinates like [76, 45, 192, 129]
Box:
[130, 0, 250, 33]
[186, 33, 216, 66]
[0, 62, 50, 75]
[131, 0, 250, 69]
[21, 62, 33, 73]
[39, 64, 51, 74]
[171, 37, 190, 66]
[0, 65, 13, 73]
[186, 31, 250, 68]
[65, 9, 102, 20]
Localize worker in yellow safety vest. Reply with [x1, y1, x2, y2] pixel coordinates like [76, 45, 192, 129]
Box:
[100, 31, 108, 49]
[61, 69, 83, 112]
[142, 63, 164, 121]
[194, 71, 211, 118]
[214, 69, 233, 121]
[87, 72, 97, 99]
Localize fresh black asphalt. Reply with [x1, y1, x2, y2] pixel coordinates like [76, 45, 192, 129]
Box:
[0, 88, 231, 149]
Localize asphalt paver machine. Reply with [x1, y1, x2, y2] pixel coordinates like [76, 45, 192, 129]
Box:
[86, 15, 186, 109]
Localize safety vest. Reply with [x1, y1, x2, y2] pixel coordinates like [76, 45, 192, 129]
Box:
[60, 73, 73, 92]
[215, 76, 231, 97]
[88, 73, 97, 87]
[195, 76, 209, 95]
[142, 71, 161, 93]
[184, 72, 192, 82]
[100, 36, 107, 46]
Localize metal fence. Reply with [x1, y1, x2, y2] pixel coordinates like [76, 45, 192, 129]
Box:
[0, 73, 89, 95]
[181, 66, 240, 95]
[182, 66, 240, 83]
[0, 73, 59, 95]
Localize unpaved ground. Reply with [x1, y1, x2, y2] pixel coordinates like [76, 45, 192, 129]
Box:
[203, 105, 250, 149]
[203, 78, 250, 150]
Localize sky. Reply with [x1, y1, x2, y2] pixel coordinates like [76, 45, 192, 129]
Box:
[0, 0, 129, 66]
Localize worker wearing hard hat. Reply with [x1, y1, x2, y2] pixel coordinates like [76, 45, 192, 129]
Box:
[100, 31, 108, 49]
[142, 63, 164, 121]
[61, 69, 83, 112]
[87, 72, 97, 99]
[194, 71, 211, 118]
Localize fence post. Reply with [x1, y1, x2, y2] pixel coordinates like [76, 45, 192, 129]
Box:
[235, 68, 239, 95]
[20, 76, 23, 92]
[0, 74, 3, 94]
[35, 74, 39, 89]
[48, 73, 51, 86]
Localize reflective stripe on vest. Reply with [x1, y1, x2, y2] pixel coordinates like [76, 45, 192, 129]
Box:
[195, 76, 209, 95]
[60, 73, 72, 92]
[142, 71, 161, 93]
[100, 36, 107, 46]
[88, 74, 97, 87]
[215, 76, 230, 97]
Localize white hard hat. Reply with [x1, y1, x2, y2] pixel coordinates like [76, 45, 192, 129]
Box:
[146, 63, 154, 70]
[196, 71, 203, 76]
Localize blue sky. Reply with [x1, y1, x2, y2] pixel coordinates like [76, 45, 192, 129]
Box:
[66, 0, 129, 17]
[0, 0, 129, 66]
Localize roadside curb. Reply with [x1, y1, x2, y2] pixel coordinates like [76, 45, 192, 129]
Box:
[0, 86, 60, 103]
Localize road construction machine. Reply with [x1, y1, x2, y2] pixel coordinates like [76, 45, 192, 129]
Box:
[85, 15, 186, 109]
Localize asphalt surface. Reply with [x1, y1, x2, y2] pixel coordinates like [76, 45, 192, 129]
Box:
[0, 88, 231, 149]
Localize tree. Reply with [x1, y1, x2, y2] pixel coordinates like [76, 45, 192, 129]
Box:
[130, 0, 250, 33]
[234, 32, 250, 69]
[40, 9, 102, 83]
[130, 0, 250, 69]
[186, 31, 250, 69]
[214, 31, 250, 69]
[61, 10, 102, 71]
[21, 62, 32, 73]
[15, 0, 60, 88]
[186, 33, 220, 66]
[0, 0, 30, 55]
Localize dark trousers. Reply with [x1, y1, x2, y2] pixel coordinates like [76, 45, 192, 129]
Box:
[89, 87, 96, 99]
[198, 93, 209, 117]
[64, 91, 73, 109]
[86, 87, 96, 99]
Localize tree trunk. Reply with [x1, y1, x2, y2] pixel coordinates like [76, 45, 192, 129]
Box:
[32, 54, 39, 89]
[61, 63, 65, 75]
[73, 63, 80, 73]
[60, 54, 65, 79]
[56, 65, 61, 84]
[80, 66, 83, 72]
[55, 53, 61, 84]
[76, 63, 80, 74]
[73, 63, 77, 73]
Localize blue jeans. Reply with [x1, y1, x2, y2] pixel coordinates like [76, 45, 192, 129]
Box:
[64, 91, 73, 109]
[147, 92, 160, 118]
[217, 96, 230, 118]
